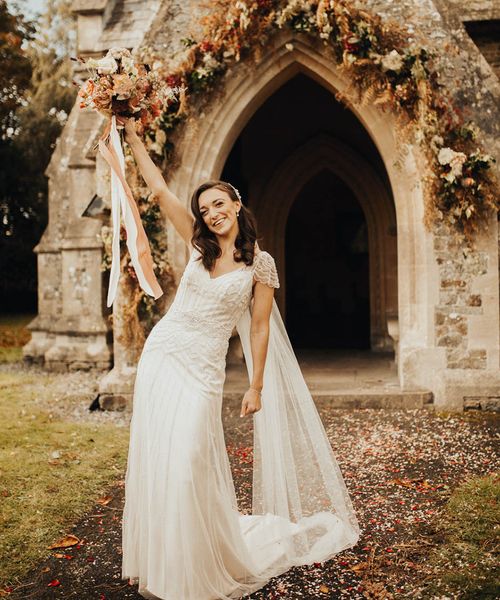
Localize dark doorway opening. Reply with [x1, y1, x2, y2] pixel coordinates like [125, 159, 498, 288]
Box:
[285, 169, 370, 350]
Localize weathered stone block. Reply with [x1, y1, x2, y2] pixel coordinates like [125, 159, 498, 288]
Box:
[466, 294, 482, 307]
[464, 396, 500, 412]
[441, 279, 467, 289]
[437, 333, 465, 347]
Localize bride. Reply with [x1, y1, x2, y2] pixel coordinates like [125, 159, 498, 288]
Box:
[118, 117, 360, 599]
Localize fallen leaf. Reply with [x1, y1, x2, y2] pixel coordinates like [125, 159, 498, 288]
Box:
[96, 495, 113, 506]
[0, 587, 14, 596]
[47, 534, 80, 549]
[47, 579, 61, 587]
[319, 584, 329, 593]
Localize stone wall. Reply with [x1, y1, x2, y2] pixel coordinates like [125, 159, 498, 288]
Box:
[434, 222, 489, 370]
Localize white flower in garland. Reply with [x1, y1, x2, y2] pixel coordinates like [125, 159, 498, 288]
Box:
[275, 0, 313, 29]
[195, 66, 210, 78]
[438, 147, 467, 182]
[470, 150, 495, 165]
[319, 22, 333, 39]
[317, 6, 333, 39]
[438, 147, 464, 166]
[437, 147, 453, 165]
[202, 52, 220, 70]
[381, 49, 404, 73]
[235, 1, 251, 31]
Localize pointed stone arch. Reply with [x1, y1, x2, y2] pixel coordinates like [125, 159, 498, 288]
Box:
[251, 133, 397, 351]
[168, 32, 437, 387]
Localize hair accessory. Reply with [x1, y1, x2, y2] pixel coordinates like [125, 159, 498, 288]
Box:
[229, 184, 241, 201]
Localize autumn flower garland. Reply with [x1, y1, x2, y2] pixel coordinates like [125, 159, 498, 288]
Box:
[137, 0, 497, 238]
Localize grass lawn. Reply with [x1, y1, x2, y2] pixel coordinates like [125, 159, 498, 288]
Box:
[0, 368, 130, 590]
[421, 473, 499, 598]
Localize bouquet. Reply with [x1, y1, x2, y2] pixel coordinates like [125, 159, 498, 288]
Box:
[75, 48, 184, 307]
[76, 48, 178, 135]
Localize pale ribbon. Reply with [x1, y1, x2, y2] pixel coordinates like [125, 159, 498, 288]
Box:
[98, 115, 163, 307]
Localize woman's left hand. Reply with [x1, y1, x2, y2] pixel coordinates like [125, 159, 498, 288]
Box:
[240, 388, 262, 418]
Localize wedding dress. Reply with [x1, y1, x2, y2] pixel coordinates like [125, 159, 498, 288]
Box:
[121, 245, 360, 600]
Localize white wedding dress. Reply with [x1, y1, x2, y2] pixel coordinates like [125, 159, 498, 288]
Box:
[121, 245, 360, 600]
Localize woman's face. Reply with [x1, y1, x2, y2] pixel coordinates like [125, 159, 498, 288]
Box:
[198, 187, 241, 238]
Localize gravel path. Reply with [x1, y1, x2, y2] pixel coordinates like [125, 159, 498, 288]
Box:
[3, 364, 498, 599]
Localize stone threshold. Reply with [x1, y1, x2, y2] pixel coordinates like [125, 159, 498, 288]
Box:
[223, 390, 434, 409]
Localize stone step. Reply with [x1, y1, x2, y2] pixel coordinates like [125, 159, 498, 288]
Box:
[99, 390, 434, 412]
[223, 390, 434, 409]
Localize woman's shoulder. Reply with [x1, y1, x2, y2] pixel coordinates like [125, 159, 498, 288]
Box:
[252, 241, 273, 261]
[252, 244, 279, 288]
[253, 249, 275, 266]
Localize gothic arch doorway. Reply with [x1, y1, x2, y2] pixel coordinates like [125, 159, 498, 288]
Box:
[222, 73, 397, 351]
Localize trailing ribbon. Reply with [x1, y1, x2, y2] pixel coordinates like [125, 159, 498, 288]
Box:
[98, 115, 163, 307]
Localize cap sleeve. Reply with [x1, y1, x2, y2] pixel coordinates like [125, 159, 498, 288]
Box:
[252, 250, 280, 289]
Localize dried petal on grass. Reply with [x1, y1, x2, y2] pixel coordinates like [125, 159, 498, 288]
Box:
[96, 495, 113, 505]
[351, 561, 369, 572]
[47, 534, 80, 549]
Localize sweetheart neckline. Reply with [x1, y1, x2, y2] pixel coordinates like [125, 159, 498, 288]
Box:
[207, 265, 249, 281]
[189, 246, 261, 281]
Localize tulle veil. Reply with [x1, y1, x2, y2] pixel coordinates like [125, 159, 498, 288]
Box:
[235, 298, 360, 568]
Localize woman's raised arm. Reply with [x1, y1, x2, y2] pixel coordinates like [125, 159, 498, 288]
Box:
[121, 118, 194, 248]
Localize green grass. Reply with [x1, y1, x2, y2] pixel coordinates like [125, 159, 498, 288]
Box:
[0, 314, 34, 363]
[424, 473, 499, 598]
[0, 371, 130, 588]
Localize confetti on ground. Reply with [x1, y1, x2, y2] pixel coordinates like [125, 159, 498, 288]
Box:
[4, 384, 498, 599]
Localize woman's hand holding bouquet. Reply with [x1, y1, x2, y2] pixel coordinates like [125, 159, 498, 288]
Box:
[75, 48, 184, 307]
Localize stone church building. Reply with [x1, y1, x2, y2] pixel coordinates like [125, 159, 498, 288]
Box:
[23, 0, 500, 409]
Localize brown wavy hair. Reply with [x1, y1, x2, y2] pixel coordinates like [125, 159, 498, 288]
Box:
[190, 180, 260, 271]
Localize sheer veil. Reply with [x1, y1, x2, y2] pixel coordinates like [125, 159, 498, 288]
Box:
[236, 298, 360, 568]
